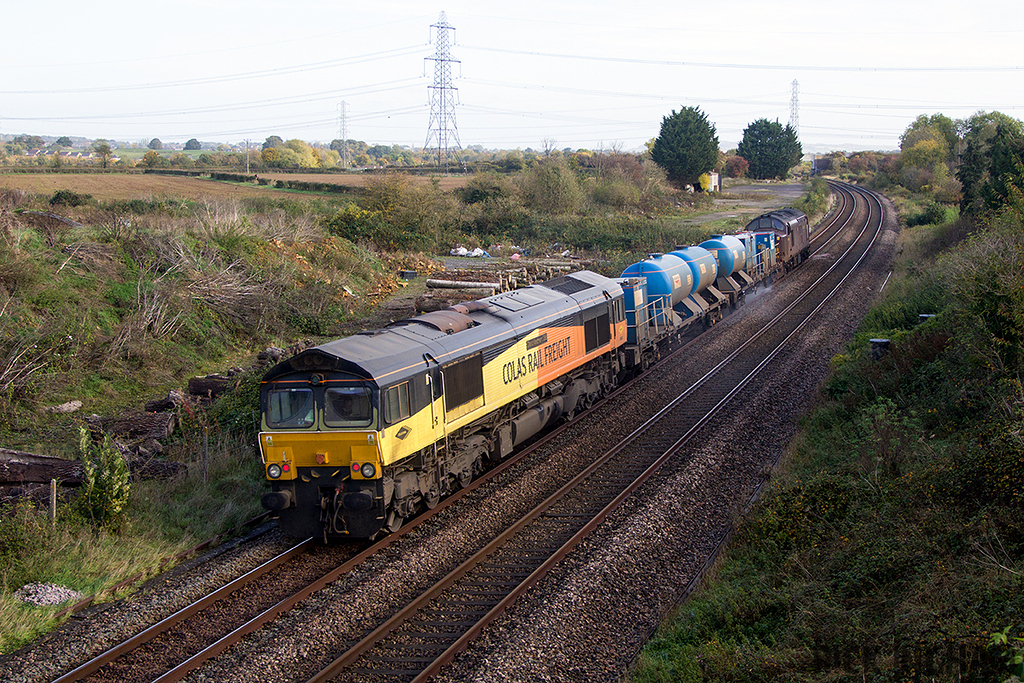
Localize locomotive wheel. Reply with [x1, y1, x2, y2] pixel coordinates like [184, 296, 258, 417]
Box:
[385, 509, 403, 533]
[424, 489, 440, 509]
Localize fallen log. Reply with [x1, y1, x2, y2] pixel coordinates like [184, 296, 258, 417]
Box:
[0, 448, 186, 485]
[415, 289, 495, 313]
[0, 449, 81, 484]
[425, 278, 501, 290]
[187, 376, 232, 399]
[86, 411, 176, 441]
[144, 389, 185, 413]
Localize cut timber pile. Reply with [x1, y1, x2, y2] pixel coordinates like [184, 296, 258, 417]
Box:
[415, 260, 582, 314]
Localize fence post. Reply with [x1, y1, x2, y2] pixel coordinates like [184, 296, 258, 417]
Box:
[203, 426, 209, 483]
[50, 478, 57, 528]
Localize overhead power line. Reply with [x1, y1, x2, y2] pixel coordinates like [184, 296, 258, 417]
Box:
[0, 46, 426, 95]
[460, 44, 1024, 73]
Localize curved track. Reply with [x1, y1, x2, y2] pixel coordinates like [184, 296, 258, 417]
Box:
[306, 180, 884, 682]
[46, 181, 884, 683]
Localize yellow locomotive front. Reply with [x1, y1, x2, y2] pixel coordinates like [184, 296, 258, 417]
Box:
[259, 372, 388, 539]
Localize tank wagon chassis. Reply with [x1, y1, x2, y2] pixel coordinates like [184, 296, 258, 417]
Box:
[259, 209, 812, 541]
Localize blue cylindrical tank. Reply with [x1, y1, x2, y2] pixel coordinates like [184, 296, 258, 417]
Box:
[699, 235, 746, 278]
[621, 253, 694, 308]
[669, 246, 718, 294]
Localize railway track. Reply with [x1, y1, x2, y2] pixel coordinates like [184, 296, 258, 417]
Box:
[295, 181, 882, 682]
[41, 181, 884, 683]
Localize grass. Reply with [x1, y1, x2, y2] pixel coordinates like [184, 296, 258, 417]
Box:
[0, 165, 818, 656]
[630, 214, 1024, 682]
[0, 430, 263, 654]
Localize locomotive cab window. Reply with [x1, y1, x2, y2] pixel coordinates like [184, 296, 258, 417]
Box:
[324, 386, 373, 427]
[613, 297, 625, 323]
[383, 382, 411, 424]
[267, 388, 314, 428]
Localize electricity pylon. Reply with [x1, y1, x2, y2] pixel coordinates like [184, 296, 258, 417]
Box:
[424, 12, 462, 171]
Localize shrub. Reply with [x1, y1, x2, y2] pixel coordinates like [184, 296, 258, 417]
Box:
[795, 177, 830, 218]
[593, 179, 641, 209]
[725, 155, 749, 178]
[75, 428, 131, 532]
[48, 189, 91, 207]
[520, 157, 584, 214]
[456, 171, 517, 205]
[906, 201, 955, 227]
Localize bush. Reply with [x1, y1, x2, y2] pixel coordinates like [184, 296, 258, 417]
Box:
[593, 179, 641, 209]
[456, 172, 517, 205]
[75, 428, 131, 532]
[631, 196, 1024, 683]
[48, 189, 91, 207]
[907, 201, 956, 226]
[794, 177, 830, 218]
[520, 157, 584, 214]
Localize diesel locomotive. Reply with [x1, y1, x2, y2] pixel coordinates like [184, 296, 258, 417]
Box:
[258, 210, 810, 540]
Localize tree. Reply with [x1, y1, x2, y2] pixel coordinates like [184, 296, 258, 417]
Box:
[957, 112, 1024, 217]
[285, 139, 319, 168]
[142, 150, 165, 168]
[13, 134, 45, 149]
[521, 156, 584, 214]
[901, 138, 948, 169]
[957, 139, 986, 216]
[725, 155, 749, 178]
[92, 140, 113, 168]
[650, 106, 720, 189]
[981, 122, 1024, 215]
[148, 138, 163, 150]
[261, 148, 280, 166]
[737, 119, 802, 180]
[262, 135, 284, 150]
[184, 138, 201, 151]
[55, 136, 73, 148]
[900, 114, 958, 163]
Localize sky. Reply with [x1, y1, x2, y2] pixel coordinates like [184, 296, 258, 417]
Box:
[1, 0, 1021, 154]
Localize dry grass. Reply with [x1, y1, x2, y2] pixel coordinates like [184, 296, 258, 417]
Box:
[0, 172, 470, 203]
[258, 172, 471, 191]
[0, 174, 275, 202]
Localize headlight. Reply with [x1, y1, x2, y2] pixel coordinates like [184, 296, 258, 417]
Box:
[267, 463, 282, 479]
[360, 462, 377, 478]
